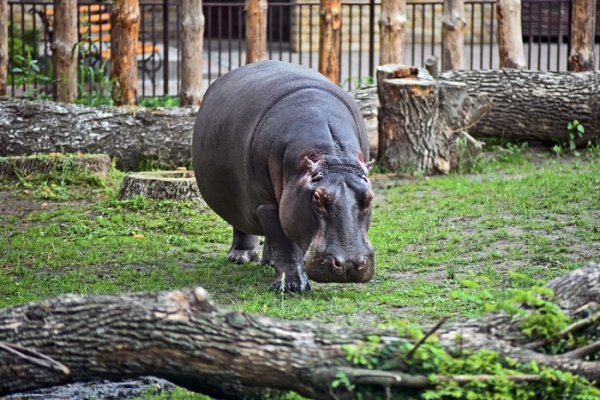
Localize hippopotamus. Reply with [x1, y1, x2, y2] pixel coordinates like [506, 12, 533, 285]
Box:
[192, 60, 375, 292]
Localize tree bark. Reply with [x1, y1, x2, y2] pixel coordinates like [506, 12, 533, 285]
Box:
[442, 0, 465, 70]
[2, 262, 600, 399]
[118, 171, 204, 203]
[0, 97, 197, 171]
[52, 0, 78, 103]
[569, 0, 596, 72]
[377, 64, 490, 174]
[110, 0, 140, 106]
[318, 0, 341, 84]
[441, 69, 600, 143]
[379, 0, 406, 66]
[245, 0, 268, 64]
[496, 0, 526, 69]
[180, 0, 205, 106]
[0, 0, 7, 96]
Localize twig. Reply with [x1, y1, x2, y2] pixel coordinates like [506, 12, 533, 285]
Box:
[524, 311, 600, 350]
[0, 341, 70, 376]
[322, 367, 543, 389]
[449, 109, 489, 134]
[562, 340, 600, 360]
[407, 316, 449, 360]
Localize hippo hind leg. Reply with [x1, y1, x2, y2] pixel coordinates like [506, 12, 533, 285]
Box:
[227, 228, 260, 264]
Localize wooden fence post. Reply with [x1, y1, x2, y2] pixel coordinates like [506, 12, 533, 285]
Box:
[496, 0, 526, 69]
[569, 0, 596, 72]
[0, 0, 6, 96]
[379, 0, 406, 65]
[110, 0, 140, 105]
[180, 0, 204, 105]
[52, 0, 78, 103]
[245, 0, 267, 64]
[319, 0, 341, 84]
[442, 0, 465, 70]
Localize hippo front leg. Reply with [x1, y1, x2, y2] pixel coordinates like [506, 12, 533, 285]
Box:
[227, 228, 260, 264]
[257, 205, 312, 293]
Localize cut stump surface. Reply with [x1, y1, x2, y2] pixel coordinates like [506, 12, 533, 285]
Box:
[118, 170, 204, 203]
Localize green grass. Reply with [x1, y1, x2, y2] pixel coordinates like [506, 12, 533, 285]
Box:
[1, 146, 599, 398]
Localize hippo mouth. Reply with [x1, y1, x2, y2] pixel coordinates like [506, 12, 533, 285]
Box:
[303, 252, 375, 283]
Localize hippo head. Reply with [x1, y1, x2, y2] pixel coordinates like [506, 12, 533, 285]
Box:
[279, 155, 376, 283]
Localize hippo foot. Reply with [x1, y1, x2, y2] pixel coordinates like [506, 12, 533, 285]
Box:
[227, 249, 260, 264]
[270, 277, 312, 293]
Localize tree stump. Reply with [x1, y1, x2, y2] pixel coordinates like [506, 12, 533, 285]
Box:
[377, 63, 490, 174]
[118, 170, 204, 203]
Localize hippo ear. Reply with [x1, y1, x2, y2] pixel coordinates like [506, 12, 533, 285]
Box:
[305, 156, 318, 174]
[305, 157, 324, 180]
[363, 160, 375, 175]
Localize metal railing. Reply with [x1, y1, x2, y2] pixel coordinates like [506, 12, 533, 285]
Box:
[5, 0, 598, 99]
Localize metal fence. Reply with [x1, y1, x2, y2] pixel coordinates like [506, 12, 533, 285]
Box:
[5, 0, 600, 98]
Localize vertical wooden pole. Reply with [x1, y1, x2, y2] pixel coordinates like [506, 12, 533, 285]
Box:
[52, 0, 78, 103]
[245, 0, 267, 64]
[319, 0, 341, 84]
[0, 0, 7, 96]
[442, 0, 465, 70]
[569, 0, 596, 72]
[180, 0, 204, 105]
[496, 0, 526, 69]
[379, 0, 406, 65]
[110, 0, 140, 105]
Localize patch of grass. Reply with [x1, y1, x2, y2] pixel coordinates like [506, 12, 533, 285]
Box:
[1, 149, 599, 398]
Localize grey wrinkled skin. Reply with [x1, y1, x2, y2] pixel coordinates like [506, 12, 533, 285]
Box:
[192, 61, 375, 292]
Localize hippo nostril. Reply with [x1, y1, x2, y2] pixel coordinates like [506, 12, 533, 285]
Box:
[332, 257, 343, 269]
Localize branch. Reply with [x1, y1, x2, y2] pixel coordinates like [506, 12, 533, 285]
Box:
[562, 340, 600, 360]
[524, 311, 600, 350]
[317, 367, 544, 389]
[407, 316, 449, 360]
[0, 341, 70, 377]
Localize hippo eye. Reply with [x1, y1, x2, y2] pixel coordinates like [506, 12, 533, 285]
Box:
[312, 189, 330, 211]
[363, 191, 375, 210]
[313, 192, 320, 204]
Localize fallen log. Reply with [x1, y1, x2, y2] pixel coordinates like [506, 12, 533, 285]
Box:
[2, 262, 600, 399]
[441, 69, 600, 144]
[0, 97, 198, 171]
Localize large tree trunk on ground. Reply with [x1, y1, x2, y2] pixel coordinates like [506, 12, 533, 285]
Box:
[245, 0, 268, 64]
[442, 0, 465, 70]
[441, 69, 600, 143]
[496, 0, 526, 69]
[0, 0, 7, 96]
[180, 0, 205, 106]
[52, 0, 78, 103]
[377, 63, 490, 174]
[319, 0, 341, 84]
[110, 0, 140, 105]
[2, 262, 600, 399]
[379, 0, 406, 66]
[569, 0, 596, 72]
[0, 97, 197, 171]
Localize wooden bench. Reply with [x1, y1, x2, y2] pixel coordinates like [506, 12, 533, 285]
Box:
[31, 4, 162, 73]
